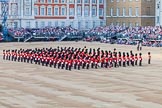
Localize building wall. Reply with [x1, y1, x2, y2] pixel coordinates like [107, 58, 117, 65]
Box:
[0, 0, 106, 29]
[106, 0, 155, 27]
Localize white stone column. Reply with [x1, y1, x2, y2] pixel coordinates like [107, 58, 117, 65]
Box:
[67, 0, 69, 20]
[90, 0, 92, 18]
[97, 0, 99, 18]
[82, 0, 84, 18]
[74, 0, 77, 19]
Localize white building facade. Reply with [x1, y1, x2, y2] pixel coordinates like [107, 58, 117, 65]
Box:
[156, 0, 162, 26]
[0, 0, 106, 29]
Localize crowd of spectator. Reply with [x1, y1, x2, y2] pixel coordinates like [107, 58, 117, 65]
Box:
[4, 25, 162, 47]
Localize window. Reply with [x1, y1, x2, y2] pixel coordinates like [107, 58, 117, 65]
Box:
[84, 0, 89, 3]
[40, 0, 44, 2]
[47, 0, 52, 3]
[122, 7, 125, 16]
[40, 7, 45, 15]
[135, 7, 139, 16]
[111, 0, 113, 2]
[54, 0, 58, 3]
[110, 8, 113, 16]
[35, 21, 38, 28]
[77, 6, 81, 16]
[41, 21, 45, 28]
[129, 7, 132, 16]
[117, 0, 119, 2]
[61, 21, 65, 27]
[70, 22, 73, 27]
[92, 0, 96, 3]
[47, 7, 52, 15]
[99, 0, 103, 3]
[69, 0, 74, 3]
[84, 6, 89, 16]
[92, 6, 96, 16]
[85, 21, 88, 29]
[34, 7, 38, 15]
[61, 7, 66, 15]
[54, 7, 59, 15]
[25, 7, 30, 15]
[100, 21, 103, 26]
[55, 21, 58, 26]
[26, 21, 30, 28]
[61, 0, 65, 3]
[77, 0, 81, 3]
[69, 8, 74, 16]
[99, 8, 103, 16]
[116, 8, 119, 16]
[48, 21, 52, 26]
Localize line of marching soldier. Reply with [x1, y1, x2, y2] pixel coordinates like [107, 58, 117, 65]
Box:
[2, 46, 143, 71]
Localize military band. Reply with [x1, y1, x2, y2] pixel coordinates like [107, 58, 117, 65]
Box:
[2, 46, 144, 71]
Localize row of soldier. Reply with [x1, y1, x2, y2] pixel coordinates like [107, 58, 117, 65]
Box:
[2, 46, 143, 71]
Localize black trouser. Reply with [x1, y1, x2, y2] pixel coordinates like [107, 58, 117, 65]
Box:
[3, 55, 5, 60]
[61, 63, 65, 69]
[135, 60, 137, 65]
[74, 63, 77, 69]
[95, 63, 98, 69]
[78, 64, 81, 70]
[58, 62, 61, 68]
[69, 64, 72, 71]
[105, 62, 109, 68]
[101, 62, 104, 68]
[87, 63, 89, 69]
[114, 62, 117, 67]
[123, 61, 126, 67]
[139, 60, 142, 66]
[65, 64, 68, 70]
[12, 56, 14, 61]
[131, 61, 134, 66]
[82, 62, 86, 69]
[148, 59, 151, 64]
[127, 61, 129, 66]
[119, 61, 121, 66]
[50, 62, 53, 67]
[54, 62, 57, 68]
[91, 63, 94, 68]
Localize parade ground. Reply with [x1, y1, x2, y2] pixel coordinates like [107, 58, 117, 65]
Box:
[0, 41, 162, 108]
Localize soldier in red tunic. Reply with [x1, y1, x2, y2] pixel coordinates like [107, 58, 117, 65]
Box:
[135, 53, 138, 66]
[122, 52, 126, 67]
[139, 53, 142, 66]
[126, 53, 130, 66]
[118, 52, 122, 67]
